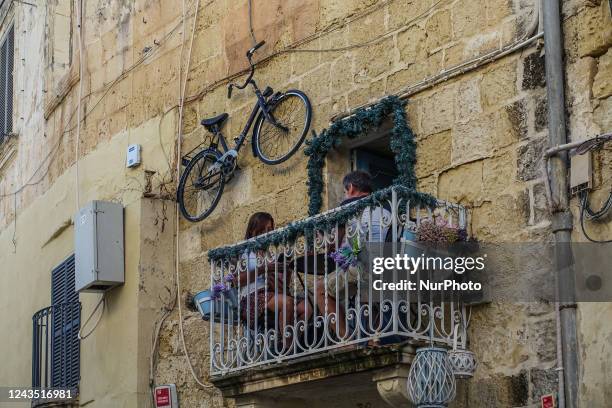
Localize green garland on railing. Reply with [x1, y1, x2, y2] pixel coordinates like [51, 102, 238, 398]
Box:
[207, 185, 436, 261]
[304, 95, 419, 216]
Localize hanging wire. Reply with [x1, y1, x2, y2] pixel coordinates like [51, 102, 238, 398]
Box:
[248, 0, 257, 46]
[579, 191, 612, 243]
[572, 133, 612, 243]
[172, 0, 214, 391]
[78, 293, 106, 340]
[184, 0, 448, 105]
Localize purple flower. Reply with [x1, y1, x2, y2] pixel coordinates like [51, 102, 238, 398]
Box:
[211, 283, 227, 300]
[224, 273, 236, 283]
[331, 244, 360, 272]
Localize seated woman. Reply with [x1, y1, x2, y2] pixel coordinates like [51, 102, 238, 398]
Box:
[237, 212, 310, 345]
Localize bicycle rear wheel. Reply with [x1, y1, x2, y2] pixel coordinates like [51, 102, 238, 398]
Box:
[177, 148, 225, 222]
[253, 90, 312, 165]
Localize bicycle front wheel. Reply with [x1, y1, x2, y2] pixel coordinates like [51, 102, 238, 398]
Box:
[177, 148, 225, 222]
[253, 90, 312, 165]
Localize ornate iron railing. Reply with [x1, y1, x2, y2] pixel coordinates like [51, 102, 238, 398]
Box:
[207, 186, 470, 376]
[32, 301, 81, 390]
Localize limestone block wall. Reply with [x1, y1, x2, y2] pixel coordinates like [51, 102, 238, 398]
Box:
[167, 0, 565, 407]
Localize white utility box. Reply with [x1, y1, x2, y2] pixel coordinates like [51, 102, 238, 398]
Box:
[75, 201, 124, 293]
[126, 144, 141, 168]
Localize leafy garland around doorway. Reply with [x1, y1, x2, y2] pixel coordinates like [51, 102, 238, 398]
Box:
[207, 96, 436, 262]
[305, 95, 424, 216]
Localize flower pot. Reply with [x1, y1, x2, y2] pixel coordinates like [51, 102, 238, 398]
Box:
[194, 288, 239, 323]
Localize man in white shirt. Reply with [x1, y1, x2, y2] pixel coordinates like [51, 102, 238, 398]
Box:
[314, 171, 391, 338]
[341, 171, 391, 244]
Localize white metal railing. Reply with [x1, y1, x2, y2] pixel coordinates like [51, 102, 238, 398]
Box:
[206, 187, 470, 376]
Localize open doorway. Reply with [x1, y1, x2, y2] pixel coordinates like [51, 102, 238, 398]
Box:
[342, 117, 398, 191]
[350, 135, 397, 191]
[325, 121, 398, 207]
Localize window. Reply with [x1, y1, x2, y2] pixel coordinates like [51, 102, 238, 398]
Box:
[0, 24, 14, 145]
[326, 124, 399, 206]
[351, 138, 397, 191]
[50, 254, 80, 388]
[345, 123, 398, 191]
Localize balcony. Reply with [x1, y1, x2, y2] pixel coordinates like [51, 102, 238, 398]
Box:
[203, 185, 471, 383]
[32, 301, 80, 407]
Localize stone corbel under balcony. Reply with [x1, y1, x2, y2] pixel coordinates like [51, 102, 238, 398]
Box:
[372, 363, 412, 407]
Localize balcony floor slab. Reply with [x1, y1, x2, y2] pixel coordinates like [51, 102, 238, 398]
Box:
[211, 343, 416, 407]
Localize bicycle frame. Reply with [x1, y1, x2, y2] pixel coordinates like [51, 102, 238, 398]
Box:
[215, 80, 274, 156]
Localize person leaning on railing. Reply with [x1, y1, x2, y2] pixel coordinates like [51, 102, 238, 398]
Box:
[313, 171, 391, 339]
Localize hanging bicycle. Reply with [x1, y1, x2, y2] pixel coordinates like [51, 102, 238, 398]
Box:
[177, 41, 312, 222]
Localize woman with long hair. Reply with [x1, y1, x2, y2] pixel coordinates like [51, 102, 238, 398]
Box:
[236, 212, 310, 346]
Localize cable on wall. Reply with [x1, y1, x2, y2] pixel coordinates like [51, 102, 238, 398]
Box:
[78, 293, 106, 340]
[183, 0, 448, 106]
[248, 0, 257, 46]
[543, 132, 612, 242]
[172, 0, 214, 390]
[332, 0, 542, 121]
[75, 0, 84, 211]
[580, 191, 612, 243]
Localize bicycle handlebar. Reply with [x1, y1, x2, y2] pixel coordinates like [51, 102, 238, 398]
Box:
[246, 40, 265, 58]
[227, 41, 266, 98]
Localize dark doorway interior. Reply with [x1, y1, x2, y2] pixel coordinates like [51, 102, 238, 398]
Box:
[350, 135, 397, 191]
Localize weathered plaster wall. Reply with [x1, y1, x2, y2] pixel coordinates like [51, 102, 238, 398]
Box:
[0, 113, 178, 407]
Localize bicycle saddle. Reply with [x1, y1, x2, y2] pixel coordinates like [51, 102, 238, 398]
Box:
[201, 113, 229, 128]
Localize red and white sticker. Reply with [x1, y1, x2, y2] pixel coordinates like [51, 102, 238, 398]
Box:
[541, 394, 555, 408]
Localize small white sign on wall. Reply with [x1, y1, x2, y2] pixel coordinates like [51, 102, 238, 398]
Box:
[126, 144, 141, 168]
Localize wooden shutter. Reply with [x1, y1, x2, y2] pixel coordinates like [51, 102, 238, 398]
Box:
[0, 25, 13, 144]
[50, 255, 80, 388]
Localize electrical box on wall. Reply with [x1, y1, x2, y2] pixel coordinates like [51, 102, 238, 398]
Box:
[570, 152, 592, 196]
[75, 201, 124, 293]
[154, 385, 179, 408]
[126, 144, 141, 168]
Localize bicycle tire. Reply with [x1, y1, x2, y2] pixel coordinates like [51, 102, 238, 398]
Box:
[253, 90, 312, 165]
[177, 148, 225, 222]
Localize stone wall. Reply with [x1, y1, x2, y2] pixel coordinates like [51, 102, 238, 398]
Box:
[170, 0, 563, 406]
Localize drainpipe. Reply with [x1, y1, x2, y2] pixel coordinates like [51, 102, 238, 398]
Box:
[541, 0, 578, 407]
